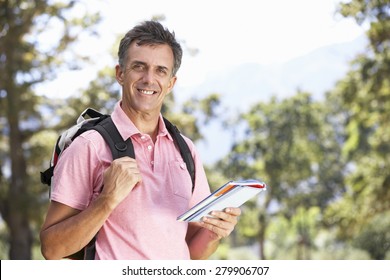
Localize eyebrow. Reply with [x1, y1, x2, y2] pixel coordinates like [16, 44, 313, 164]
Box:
[157, 65, 169, 72]
[130, 60, 170, 72]
[129, 60, 146, 67]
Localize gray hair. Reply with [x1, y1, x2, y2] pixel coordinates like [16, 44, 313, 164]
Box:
[118, 21, 183, 76]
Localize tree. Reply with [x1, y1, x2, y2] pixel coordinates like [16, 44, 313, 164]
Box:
[266, 206, 321, 259]
[0, 0, 100, 259]
[324, 1, 390, 257]
[216, 92, 346, 259]
[353, 212, 390, 259]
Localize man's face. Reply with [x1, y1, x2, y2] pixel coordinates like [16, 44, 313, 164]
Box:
[116, 42, 177, 117]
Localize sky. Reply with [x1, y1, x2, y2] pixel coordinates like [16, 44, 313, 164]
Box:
[36, 0, 366, 163]
[38, 0, 365, 98]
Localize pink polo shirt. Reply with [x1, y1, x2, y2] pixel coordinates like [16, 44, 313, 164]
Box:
[50, 102, 211, 259]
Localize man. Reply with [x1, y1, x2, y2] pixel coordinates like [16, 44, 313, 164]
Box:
[40, 20, 241, 260]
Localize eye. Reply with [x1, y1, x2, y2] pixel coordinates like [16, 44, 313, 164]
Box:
[132, 63, 145, 71]
[157, 67, 168, 76]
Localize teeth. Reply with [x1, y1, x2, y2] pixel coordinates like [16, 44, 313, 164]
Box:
[140, 89, 154, 95]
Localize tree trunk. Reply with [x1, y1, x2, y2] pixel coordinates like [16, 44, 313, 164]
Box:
[257, 191, 273, 260]
[7, 134, 32, 259]
[258, 209, 267, 260]
[3, 47, 32, 259]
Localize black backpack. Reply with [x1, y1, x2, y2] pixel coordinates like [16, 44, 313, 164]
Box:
[40, 108, 195, 259]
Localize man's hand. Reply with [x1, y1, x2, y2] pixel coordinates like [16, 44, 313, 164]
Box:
[102, 157, 142, 209]
[198, 207, 241, 240]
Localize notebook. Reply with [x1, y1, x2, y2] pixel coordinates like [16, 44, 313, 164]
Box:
[177, 179, 267, 222]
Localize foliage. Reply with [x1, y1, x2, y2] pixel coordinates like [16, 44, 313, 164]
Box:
[216, 91, 346, 259]
[0, 0, 100, 259]
[352, 212, 390, 259]
[323, 0, 390, 258]
[212, 1, 390, 258]
[265, 207, 321, 259]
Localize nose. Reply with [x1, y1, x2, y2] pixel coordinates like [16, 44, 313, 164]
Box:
[141, 69, 154, 84]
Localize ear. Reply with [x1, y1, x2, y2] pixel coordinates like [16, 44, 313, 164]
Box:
[167, 76, 177, 94]
[115, 65, 124, 85]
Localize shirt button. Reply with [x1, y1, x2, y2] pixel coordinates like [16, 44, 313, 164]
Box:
[147, 145, 152, 151]
[180, 163, 186, 169]
[141, 135, 146, 140]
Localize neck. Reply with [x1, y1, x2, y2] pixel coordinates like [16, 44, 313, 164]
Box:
[121, 104, 160, 142]
[134, 116, 159, 142]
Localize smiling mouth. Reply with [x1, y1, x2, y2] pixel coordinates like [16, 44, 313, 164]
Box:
[139, 89, 157, 95]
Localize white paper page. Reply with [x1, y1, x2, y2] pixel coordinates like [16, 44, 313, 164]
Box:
[177, 181, 233, 221]
[183, 185, 264, 222]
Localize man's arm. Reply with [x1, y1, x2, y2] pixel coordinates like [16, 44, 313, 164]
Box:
[40, 196, 115, 259]
[186, 207, 241, 260]
[40, 157, 142, 259]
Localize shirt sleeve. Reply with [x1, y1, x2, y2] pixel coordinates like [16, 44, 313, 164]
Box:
[50, 131, 105, 210]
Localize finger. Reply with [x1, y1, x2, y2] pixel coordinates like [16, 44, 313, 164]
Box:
[224, 207, 242, 217]
[202, 216, 232, 231]
[112, 157, 138, 167]
[209, 209, 240, 223]
[114, 156, 137, 162]
[110, 157, 139, 171]
[200, 217, 233, 238]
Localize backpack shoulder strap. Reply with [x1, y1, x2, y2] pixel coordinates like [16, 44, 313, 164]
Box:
[82, 116, 135, 260]
[92, 116, 135, 160]
[163, 117, 196, 193]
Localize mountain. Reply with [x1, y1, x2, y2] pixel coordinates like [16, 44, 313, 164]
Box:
[193, 35, 367, 112]
[193, 35, 368, 164]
